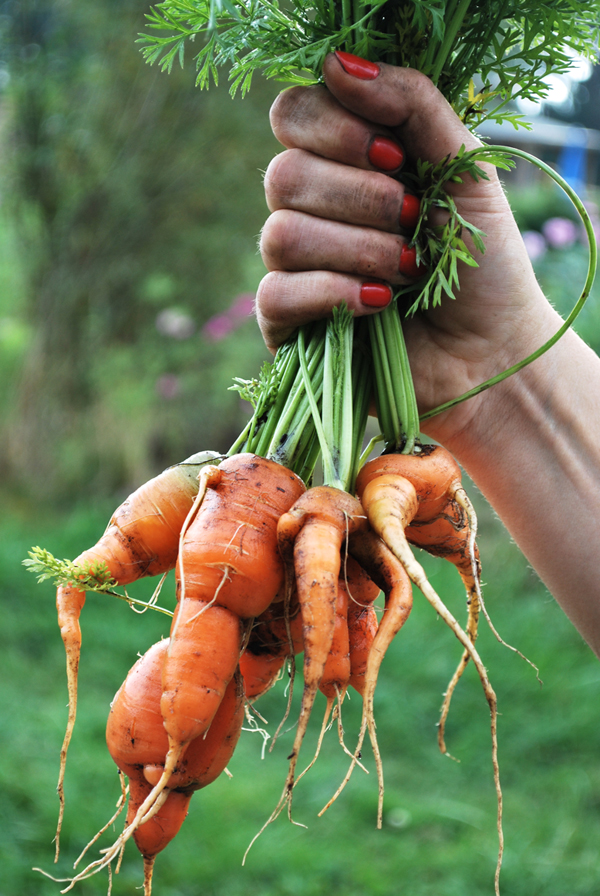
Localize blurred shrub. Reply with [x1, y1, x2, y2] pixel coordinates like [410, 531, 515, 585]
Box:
[0, 0, 277, 503]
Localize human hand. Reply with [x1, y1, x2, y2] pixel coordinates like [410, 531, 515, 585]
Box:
[256, 52, 560, 447]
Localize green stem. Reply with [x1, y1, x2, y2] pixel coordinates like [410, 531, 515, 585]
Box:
[298, 326, 339, 486]
[421, 144, 597, 421]
[430, 0, 473, 84]
[369, 299, 420, 453]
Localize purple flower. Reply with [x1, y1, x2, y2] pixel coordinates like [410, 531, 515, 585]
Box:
[202, 314, 235, 341]
[542, 217, 579, 249]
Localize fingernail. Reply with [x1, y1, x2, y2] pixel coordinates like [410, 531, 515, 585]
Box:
[360, 282, 392, 308]
[368, 136, 404, 172]
[335, 50, 380, 80]
[399, 193, 420, 230]
[399, 245, 426, 278]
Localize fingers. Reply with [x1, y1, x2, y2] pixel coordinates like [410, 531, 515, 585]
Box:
[261, 210, 415, 283]
[264, 149, 418, 233]
[270, 84, 405, 174]
[256, 272, 392, 354]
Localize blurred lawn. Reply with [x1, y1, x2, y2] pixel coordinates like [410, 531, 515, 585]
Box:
[3, 488, 600, 896]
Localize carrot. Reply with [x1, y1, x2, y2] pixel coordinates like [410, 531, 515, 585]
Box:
[298, 572, 351, 781]
[124, 772, 192, 896]
[240, 596, 304, 702]
[344, 557, 381, 697]
[355, 456, 503, 883]
[78, 453, 304, 879]
[317, 528, 413, 825]
[356, 446, 482, 750]
[265, 486, 367, 822]
[105, 639, 245, 792]
[53, 450, 220, 860]
[101, 638, 244, 893]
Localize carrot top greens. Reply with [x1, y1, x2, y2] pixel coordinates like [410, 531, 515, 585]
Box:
[140, 0, 600, 127]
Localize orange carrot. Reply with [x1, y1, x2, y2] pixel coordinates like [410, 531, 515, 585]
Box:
[271, 486, 367, 817]
[80, 453, 304, 878]
[54, 450, 219, 859]
[318, 528, 413, 825]
[319, 573, 350, 702]
[125, 772, 192, 896]
[104, 638, 244, 893]
[356, 456, 503, 881]
[356, 446, 482, 751]
[240, 597, 304, 701]
[344, 557, 381, 698]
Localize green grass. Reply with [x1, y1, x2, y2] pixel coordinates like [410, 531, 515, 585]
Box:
[2, 492, 600, 896]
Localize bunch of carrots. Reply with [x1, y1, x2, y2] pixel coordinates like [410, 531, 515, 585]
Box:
[27, 2, 599, 894]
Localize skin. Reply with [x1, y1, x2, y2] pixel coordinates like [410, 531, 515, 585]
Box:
[256, 53, 600, 657]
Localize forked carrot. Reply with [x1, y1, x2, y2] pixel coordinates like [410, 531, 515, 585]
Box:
[356, 462, 503, 890]
[276, 488, 367, 799]
[357, 446, 483, 750]
[73, 453, 304, 881]
[244, 485, 367, 846]
[53, 450, 219, 859]
[318, 528, 413, 825]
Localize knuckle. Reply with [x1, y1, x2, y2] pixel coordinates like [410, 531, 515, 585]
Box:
[259, 210, 298, 270]
[263, 149, 307, 211]
[255, 272, 290, 324]
[355, 172, 404, 230]
[270, 86, 319, 145]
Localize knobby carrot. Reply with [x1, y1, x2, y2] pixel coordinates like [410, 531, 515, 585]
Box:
[240, 596, 304, 701]
[53, 450, 219, 859]
[319, 528, 413, 825]
[356, 456, 503, 882]
[356, 446, 483, 750]
[104, 638, 244, 894]
[79, 453, 304, 879]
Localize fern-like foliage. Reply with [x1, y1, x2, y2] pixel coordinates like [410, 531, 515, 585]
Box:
[139, 0, 600, 124]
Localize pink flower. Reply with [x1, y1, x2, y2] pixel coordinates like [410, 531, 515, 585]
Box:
[202, 292, 256, 342]
[202, 315, 235, 341]
[542, 217, 579, 249]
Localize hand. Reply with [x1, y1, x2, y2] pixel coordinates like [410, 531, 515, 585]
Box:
[256, 52, 560, 447]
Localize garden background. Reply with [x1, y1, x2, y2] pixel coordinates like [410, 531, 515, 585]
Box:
[2, 3, 600, 894]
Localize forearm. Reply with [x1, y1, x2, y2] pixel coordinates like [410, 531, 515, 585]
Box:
[445, 311, 600, 656]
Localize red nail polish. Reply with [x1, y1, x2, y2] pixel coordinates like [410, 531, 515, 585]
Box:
[399, 193, 420, 230]
[399, 245, 426, 278]
[368, 136, 404, 172]
[360, 282, 392, 308]
[335, 50, 380, 80]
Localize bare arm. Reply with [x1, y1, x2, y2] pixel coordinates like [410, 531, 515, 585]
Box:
[256, 53, 600, 655]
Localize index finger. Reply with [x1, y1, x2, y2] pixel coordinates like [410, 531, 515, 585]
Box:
[270, 83, 405, 174]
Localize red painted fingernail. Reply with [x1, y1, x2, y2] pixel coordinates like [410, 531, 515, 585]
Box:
[399, 245, 426, 278]
[368, 136, 404, 172]
[335, 50, 380, 80]
[360, 282, 392, 308]
[399, 193, 420, 230]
